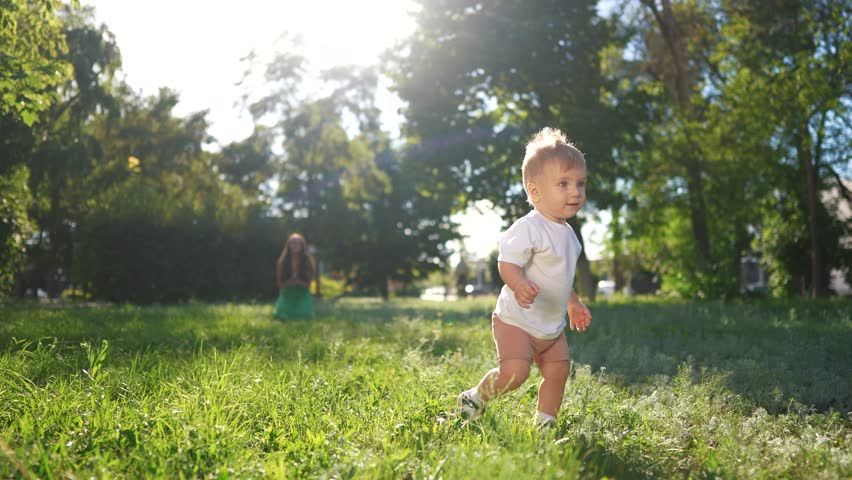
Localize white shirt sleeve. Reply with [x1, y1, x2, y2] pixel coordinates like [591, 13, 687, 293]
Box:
[497, 218, 538, 267]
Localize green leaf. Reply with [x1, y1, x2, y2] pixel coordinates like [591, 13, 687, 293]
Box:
[21, 109, 38, 126]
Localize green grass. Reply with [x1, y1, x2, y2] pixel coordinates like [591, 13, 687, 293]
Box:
[0, 298, 849, 479]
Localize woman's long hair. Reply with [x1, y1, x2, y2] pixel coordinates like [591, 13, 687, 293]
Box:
[276, 233, 315, 288]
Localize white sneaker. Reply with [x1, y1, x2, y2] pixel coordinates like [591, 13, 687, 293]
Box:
[458, 390, 484, 420]
[537, 418, 557, 430]
[535, 411, 557, 430]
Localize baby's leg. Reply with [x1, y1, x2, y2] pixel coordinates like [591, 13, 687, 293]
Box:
[476, 359, 531, 402]
[537, 361, 570, 416]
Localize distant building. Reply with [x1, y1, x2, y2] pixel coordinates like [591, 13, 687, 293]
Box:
[740, 254, 768, 294]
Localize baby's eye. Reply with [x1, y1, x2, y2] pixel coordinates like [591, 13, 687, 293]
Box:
[559, 181, 568, 188]
[578, 181, 586, 188]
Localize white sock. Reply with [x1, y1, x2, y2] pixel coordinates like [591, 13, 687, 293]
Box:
[536, 411, 556, 426]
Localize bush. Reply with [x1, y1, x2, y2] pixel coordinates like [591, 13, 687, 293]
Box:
[73, 180, 290, 303]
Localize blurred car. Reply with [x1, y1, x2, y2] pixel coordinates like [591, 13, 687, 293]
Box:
[597, 280, 616, 297]
[420, 286, 457, 301]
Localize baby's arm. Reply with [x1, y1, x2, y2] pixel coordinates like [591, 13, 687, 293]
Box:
[567, 291, 591, 332]
[498, 261, 540, 308]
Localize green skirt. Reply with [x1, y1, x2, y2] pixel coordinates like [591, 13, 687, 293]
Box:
[274, 286, 313, 320]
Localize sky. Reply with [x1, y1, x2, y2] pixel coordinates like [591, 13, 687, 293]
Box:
[82, 0, 606, 261]
[82, 0, 417, 144]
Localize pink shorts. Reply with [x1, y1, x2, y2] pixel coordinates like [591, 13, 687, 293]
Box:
[492, 312, 570, 366]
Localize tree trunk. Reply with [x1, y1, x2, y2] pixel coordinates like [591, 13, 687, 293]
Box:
[685, 157, 713, 263]
[797, 125, 824, 297]
[576, 251, 596, 301]
[610, 208, 624, 291]
[613, 257, 623, 292]
[305, 166, 322, 298]
[791, 11, 825, 299]
[643, 0, 713, 267]
[733, 221, 750, 295]
[568, 217, 596, 301]
[380, 276, 389, 301]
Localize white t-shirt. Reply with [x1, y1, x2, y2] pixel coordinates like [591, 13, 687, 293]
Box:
[494, 209, 582, 339]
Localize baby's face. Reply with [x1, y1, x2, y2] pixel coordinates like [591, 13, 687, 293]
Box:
[529, 162, 586, 223]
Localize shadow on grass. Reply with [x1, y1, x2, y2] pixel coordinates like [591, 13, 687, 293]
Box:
[3, 298, 849, 414]
[0, 299, 492, 380]
[397, 399, 654, 480]
[571, 299, 852, 414]
[567, 435, 656, 480]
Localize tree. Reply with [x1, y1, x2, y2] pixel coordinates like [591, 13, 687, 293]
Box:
[614, 0, 735, 297]
[74, 88, 278, 303]
[0, 166, 32, 295]
[0, 0, 71, 126]
[333, 138, 458, 298]
[247, 52, 459, 298]
[614, 0, 850, 298]
[713, 0, 851, 296]
[389, 0, 626, 299]
[455, 256, 470, 298]
[20, 5, 122, 297]
[617, 1, 762, 297]
[0, 0, 72, 296]
[638, 0, 714, 267]
[212, 128, 276, 203]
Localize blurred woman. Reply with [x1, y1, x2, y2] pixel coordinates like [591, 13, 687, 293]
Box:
[273, 233, 315, 320]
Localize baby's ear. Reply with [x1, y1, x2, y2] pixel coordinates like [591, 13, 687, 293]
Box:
[526, 181, 539, 201]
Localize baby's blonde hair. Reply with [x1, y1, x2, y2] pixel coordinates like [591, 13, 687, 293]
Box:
[522, 128, 585, 203]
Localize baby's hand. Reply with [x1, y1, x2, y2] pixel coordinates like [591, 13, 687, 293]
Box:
[513, 279, 540, 308]
[567, 298, 592, 332]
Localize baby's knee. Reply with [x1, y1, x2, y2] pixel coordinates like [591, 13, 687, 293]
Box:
[499, 361, 531, 388]
[542, 361, 570, 383]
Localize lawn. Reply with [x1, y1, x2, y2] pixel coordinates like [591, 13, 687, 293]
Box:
[0, 297, 849, 479]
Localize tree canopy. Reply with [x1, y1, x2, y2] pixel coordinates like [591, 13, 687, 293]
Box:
[1, 0, 849, 302]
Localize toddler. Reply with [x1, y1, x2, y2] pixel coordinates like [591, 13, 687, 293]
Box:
[458, 127, 592, 429]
